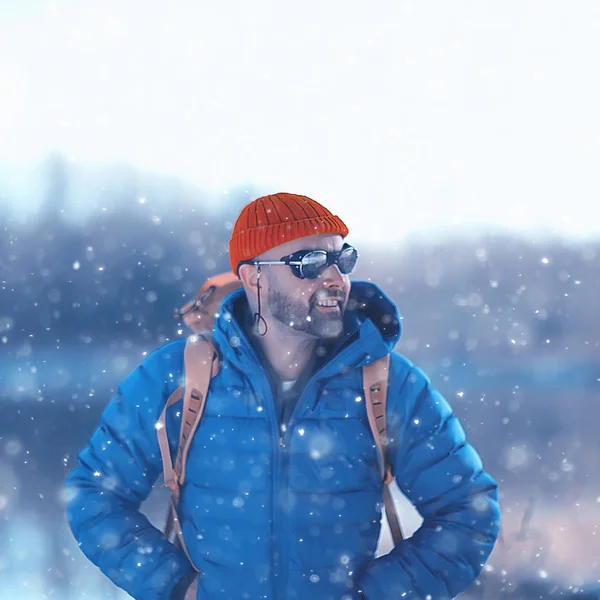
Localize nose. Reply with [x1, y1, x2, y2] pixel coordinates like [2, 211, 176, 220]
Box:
[322, 263, 345, 287]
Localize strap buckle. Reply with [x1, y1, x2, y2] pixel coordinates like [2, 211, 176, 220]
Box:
[383, 465, 394, 485]
[163, 468, 181, 504]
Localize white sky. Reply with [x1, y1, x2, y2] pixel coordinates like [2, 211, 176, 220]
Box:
[1, 0, 599, 245]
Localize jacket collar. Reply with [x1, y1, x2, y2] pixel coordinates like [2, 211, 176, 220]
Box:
[212, 280, 402, 381]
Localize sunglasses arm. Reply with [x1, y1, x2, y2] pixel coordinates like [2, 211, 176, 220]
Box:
[252, 260, 303, 266]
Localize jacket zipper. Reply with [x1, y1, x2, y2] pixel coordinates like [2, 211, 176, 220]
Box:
[277, 348, 369, 597]
[260, 378, 283, 600]
[277, 432, 289, 600]
[254, 368, 290, 600]
[241, 335, 366, 599]
[284, 344, 365, 439]
[242, 361, 284, 600]
[277, 379, 328, 599]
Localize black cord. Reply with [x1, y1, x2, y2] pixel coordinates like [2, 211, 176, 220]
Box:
[253, 264, 268, 336]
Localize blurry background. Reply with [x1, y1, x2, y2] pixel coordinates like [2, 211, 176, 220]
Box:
[1, 1, 599, 598]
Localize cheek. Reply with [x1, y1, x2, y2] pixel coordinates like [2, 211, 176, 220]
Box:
[292, 283, 315, 302]
[342, 276, 351, 294]
[341, 277, 351, 304]
[276, 271, 313, 302]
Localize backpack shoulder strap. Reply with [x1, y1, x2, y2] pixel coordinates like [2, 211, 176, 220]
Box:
[175, 334, 220, 485]
[157, 386, 184, 502]
[362, 354, 392, 482]
[362, 354, 404, 545]
[156, 334, 219, 570]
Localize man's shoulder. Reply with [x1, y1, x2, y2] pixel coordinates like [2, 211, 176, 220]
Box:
[388, 349, 416, 382]
[147, 337, 187, 362]
[137, 338, 187, 383]
[387, 350, 434, 394]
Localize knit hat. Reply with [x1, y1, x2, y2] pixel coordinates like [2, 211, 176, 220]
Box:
[228, 192, 349, 275]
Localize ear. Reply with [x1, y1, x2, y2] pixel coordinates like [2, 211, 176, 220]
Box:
[238, 263, 259, 294]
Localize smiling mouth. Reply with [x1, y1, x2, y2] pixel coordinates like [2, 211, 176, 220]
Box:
[313, 298, 343, 312]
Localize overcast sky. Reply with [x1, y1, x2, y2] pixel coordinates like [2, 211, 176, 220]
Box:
[1, 0, 599, 245]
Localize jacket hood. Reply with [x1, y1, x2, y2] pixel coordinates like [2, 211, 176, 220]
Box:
[213, 280, 402, 379]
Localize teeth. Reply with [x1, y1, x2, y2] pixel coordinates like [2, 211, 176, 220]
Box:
[316, 300, 339, 307]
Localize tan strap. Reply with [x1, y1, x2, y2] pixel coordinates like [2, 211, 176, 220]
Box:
[157, 387, 200, 570]
[174, 335, 220, 485]
[362, 355, 391, 482]
[362, 355, 404, 545]
[164, 499, 178, 543]
[168, 496, 198, 570]
[157, 386, 184, 505]
[157, 335, 220, 573]
[383, 482, 403, 545]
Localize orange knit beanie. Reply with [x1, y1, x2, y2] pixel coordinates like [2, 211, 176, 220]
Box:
[228, 192, 349, 275]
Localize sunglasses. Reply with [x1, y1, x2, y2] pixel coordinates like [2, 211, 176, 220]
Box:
[239, 243, 359, 280]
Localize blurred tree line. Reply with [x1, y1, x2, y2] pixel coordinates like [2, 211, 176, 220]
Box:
[1, 153, 598, 368]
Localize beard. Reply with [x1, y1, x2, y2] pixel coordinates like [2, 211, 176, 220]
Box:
[266, 282, 345, 340]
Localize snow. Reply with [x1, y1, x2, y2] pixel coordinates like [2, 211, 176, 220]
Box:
[1, 163, 599, 598]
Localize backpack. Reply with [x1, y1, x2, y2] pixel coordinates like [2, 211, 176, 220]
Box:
[157, 273, 403, 572]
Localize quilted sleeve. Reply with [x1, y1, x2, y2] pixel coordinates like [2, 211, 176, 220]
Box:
[359, 361, 500, 599]
[65, 341, 193, 600]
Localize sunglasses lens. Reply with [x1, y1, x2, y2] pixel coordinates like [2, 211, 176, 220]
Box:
[338, 247, 358, 274]
[300, 251, 328, 279]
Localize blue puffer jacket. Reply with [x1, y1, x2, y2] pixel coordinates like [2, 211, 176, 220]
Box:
[65, 281, 500, 600]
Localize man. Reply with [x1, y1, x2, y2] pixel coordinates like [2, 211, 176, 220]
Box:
[65, 192, 500, 600]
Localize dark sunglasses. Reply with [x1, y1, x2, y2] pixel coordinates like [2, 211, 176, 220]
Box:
[239, 243, 359, 280]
